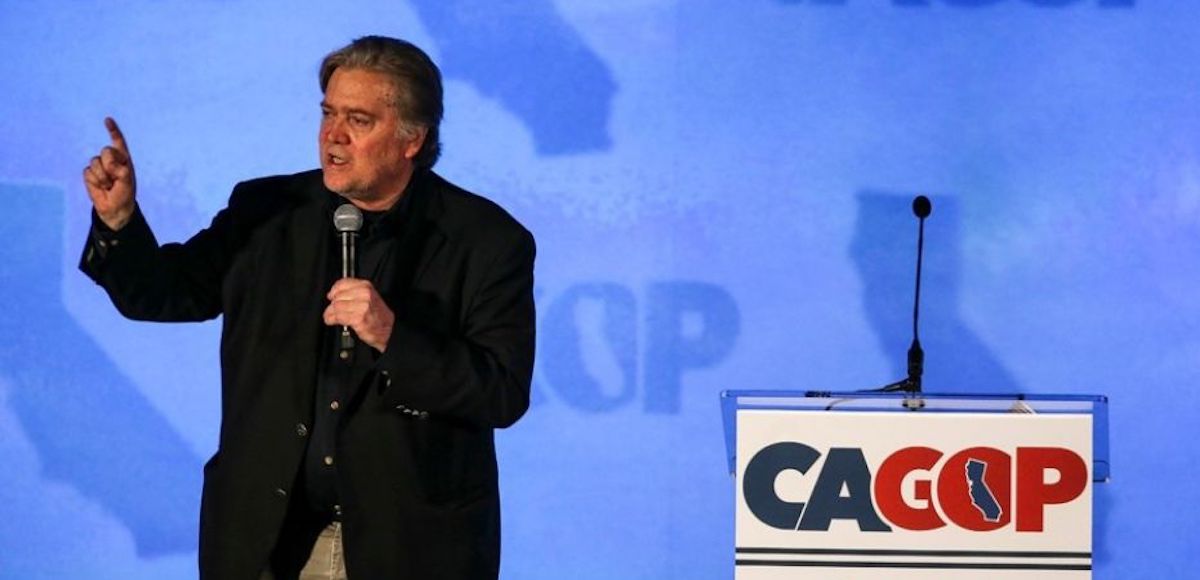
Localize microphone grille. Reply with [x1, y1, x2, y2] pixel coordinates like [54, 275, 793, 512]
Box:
[333, 203, 363, 233]
[912, 195, 932, 219]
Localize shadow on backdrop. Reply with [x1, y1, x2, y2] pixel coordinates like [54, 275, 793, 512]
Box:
[413, 0, 616, 155]
[850, 191, 1019, 394]
[3, 184, 201, 557]
[849, 190, 1109, 565]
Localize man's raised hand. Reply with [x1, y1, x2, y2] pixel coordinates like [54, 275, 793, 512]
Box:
[83, 117, 138, 231]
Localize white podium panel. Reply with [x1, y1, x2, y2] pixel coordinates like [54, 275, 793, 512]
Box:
[734, 408, 1093, 579]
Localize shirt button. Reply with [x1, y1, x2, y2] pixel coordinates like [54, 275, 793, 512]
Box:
[330, 401, 340, 411]
[324, 455, 334, 466]
[296, 423, 308, 437]
[339, 350, 350, 361]
[334, 504, 343, 517]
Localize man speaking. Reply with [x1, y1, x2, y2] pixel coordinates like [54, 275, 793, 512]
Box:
[80, 36, 535, 580]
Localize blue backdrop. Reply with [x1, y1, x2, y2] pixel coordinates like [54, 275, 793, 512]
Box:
[1, 0, 1196, 577]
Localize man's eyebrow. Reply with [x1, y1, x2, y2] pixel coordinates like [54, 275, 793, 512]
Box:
[318, 102, 375, 118]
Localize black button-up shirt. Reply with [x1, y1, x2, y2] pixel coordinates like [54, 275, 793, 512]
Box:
[301, 191, 410, 520]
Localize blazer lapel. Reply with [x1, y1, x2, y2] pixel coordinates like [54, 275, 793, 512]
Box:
[289, 182, 335, 325]
[393, 173, 447, 296]
[285, 179, 335, 406]
[345, 172, 447, 403]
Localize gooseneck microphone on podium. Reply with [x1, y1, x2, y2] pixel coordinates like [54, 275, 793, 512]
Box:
[334, 203, 363, 352]
[876, 195, 932, 395]
[904, 195, 931, 392]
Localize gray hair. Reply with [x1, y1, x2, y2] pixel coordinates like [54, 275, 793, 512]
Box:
[319, 36, 443, 169]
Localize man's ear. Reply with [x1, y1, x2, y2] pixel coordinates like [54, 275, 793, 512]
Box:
[404, 127, 428, 160]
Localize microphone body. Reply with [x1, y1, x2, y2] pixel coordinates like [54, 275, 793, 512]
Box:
[340, 231, 357, 278]
[334, 204, 364, 352]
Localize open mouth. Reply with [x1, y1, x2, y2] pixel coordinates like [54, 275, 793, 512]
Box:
[327, 153, 349, 167]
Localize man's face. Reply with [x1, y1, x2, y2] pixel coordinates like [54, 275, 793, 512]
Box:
[320, 67, 425, 210]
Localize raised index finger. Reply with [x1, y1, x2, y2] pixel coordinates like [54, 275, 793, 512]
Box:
[104, 117, 129, 154]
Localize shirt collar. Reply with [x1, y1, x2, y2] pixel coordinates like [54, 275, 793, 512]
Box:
[326, 170, 420, 239]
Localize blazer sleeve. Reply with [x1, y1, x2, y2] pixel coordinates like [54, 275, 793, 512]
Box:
[78, 188, 249, 323]
[376, 226, 536, 430]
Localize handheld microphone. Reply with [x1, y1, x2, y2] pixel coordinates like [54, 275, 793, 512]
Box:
[333, 204, 363, 352]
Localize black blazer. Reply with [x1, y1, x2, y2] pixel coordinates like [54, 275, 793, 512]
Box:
[80, 169, 536, 579]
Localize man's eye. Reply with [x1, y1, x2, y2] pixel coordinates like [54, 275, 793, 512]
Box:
[350, 116, 370, 127]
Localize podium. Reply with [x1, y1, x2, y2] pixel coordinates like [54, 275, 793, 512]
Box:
[721, 391, 1109, 579]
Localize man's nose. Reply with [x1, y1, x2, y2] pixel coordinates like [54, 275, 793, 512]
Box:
[323, 119, 349, 144]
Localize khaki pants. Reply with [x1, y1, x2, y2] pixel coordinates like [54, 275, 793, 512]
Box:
[261, 522, 348, 580]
